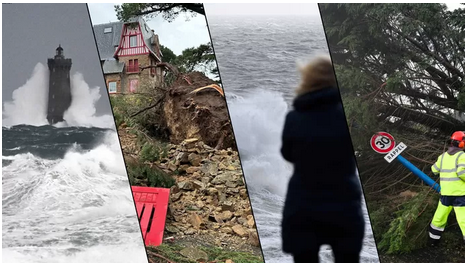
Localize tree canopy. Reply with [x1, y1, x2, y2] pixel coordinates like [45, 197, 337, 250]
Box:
[115, 3, 204, 22]
[321, 3, 464, 139]
[320, 3, 465, 254]
[321, 4, 464, 174]
[162, 43, 219, 82]
[160, 45, 177, 65]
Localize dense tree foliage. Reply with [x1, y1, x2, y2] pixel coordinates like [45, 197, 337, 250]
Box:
[162, 43, 219, 81]
[160, 45, 177, 65]
[115, 3, 204, 22]
[321, 3, 464, 188]
[320, 3, 465, 255]
[321, 3, 464, 135]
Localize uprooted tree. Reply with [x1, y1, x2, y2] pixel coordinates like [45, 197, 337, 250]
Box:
[112, 39, 230, 151]
[132, 43, 220, 122]
[115, 3, 204, 22]
[320, 3, 465, 254]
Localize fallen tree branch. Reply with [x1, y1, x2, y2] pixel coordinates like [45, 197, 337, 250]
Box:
[147, 250, 175, 263]
[130, 94, 166, 118]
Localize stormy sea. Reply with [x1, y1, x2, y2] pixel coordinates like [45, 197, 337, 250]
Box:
[207, 15, 380, 263]
[2, 63, 147, 262]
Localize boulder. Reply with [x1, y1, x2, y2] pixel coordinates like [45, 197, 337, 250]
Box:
[176, 152, 189, 164]
[248, 230, 260, 247]
[188, 153, 202, 166]
[178, 181, 194, 191]
[186, 166, 199, 174]
[232, 225, 249, 237]
[190, 213, 204, 229]
[220, 210, 233, 221]
[247, 215, 255, 227]
[180, 247, 208, 262]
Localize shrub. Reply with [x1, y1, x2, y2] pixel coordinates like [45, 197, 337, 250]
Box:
[140, 142, 168, 163]
[376, 188, 439, 254]
[126, 161, 174, 188]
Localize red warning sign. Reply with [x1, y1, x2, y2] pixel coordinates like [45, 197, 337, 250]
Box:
[370, 132, 396, 154]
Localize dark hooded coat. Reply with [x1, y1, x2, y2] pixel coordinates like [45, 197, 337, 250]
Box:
[281, 87, 365, 255]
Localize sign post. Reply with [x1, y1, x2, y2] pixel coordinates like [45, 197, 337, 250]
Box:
[370, 132, 440, 193]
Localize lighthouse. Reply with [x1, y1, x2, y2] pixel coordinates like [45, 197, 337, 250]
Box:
[47, 45, 72, 125]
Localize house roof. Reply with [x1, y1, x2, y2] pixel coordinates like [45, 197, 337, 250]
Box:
[93, 18, 161, 62]
[102, 59, 125, 74]
[93, 22, 124, 60]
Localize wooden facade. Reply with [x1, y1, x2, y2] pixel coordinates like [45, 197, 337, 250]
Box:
[115, 24, 151, 57]
[94, 18, 164, 95]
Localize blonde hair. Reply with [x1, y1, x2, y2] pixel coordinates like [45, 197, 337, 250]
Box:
[296, 55, 337, 96]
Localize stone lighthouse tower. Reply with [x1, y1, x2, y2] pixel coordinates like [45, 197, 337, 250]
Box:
[47, 45, 72, 125]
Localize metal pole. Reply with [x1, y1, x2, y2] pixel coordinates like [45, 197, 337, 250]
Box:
[396, 155, 441, 193]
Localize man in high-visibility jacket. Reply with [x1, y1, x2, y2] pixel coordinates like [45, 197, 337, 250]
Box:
[429, 131, 465, 245]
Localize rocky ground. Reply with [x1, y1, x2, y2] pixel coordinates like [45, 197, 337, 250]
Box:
[159, 138, 260, 248]
[118, 127, 263, 263]
[115, 71, 263, 263]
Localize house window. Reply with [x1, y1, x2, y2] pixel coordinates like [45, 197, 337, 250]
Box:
[151, 59, 155, 76]
[108, 81, 117, 93]
[104, 27, 112, 33]
[129, 79, 138, 93]
[127, 59, 138, 73]
[130, 35, 137, 47]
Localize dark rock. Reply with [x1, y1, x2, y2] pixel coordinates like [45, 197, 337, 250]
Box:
[176, 152, 189, 164]
[188, 153, 202, 166]
[178, 181, 194, 191]
[171, 192, 183, 201]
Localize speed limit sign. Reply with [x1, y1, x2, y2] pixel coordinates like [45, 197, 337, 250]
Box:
[370, 132, 396, 154]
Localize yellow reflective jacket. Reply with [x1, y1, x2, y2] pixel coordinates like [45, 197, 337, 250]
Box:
[431, 150, 465, 196]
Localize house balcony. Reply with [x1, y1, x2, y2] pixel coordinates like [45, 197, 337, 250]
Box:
[126, 65, 139, 73]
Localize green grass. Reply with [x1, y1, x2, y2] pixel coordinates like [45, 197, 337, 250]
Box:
[146, 244, 264, 263]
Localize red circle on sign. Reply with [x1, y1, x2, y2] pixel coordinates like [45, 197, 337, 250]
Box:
[370, 132, 396, 154]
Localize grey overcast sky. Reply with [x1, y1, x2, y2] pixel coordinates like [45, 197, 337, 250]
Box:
[204, 3, 320, 17]
[2, 3, 112, 115]
[87, 3, 211, 56]
[205, 3, 460, 16]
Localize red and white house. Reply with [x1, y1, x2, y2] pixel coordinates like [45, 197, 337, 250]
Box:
[94, 17, 164, 94]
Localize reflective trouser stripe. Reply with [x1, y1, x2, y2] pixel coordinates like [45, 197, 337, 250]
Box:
[429, 232, 441, 240]
[430, 223, 444, 231]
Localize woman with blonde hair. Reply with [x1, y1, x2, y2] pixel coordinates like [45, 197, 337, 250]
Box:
[281, 55, 365, 263]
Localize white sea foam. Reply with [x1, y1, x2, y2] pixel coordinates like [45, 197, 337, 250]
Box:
[2, 132, 147, 263]
[2, 64, 145, 262]
[227, 90, 378, 263]
[3, 63, 114, 129]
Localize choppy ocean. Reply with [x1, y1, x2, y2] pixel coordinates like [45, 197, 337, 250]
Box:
[2, 64, 147, 262]
[207, 15, 380, 263]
